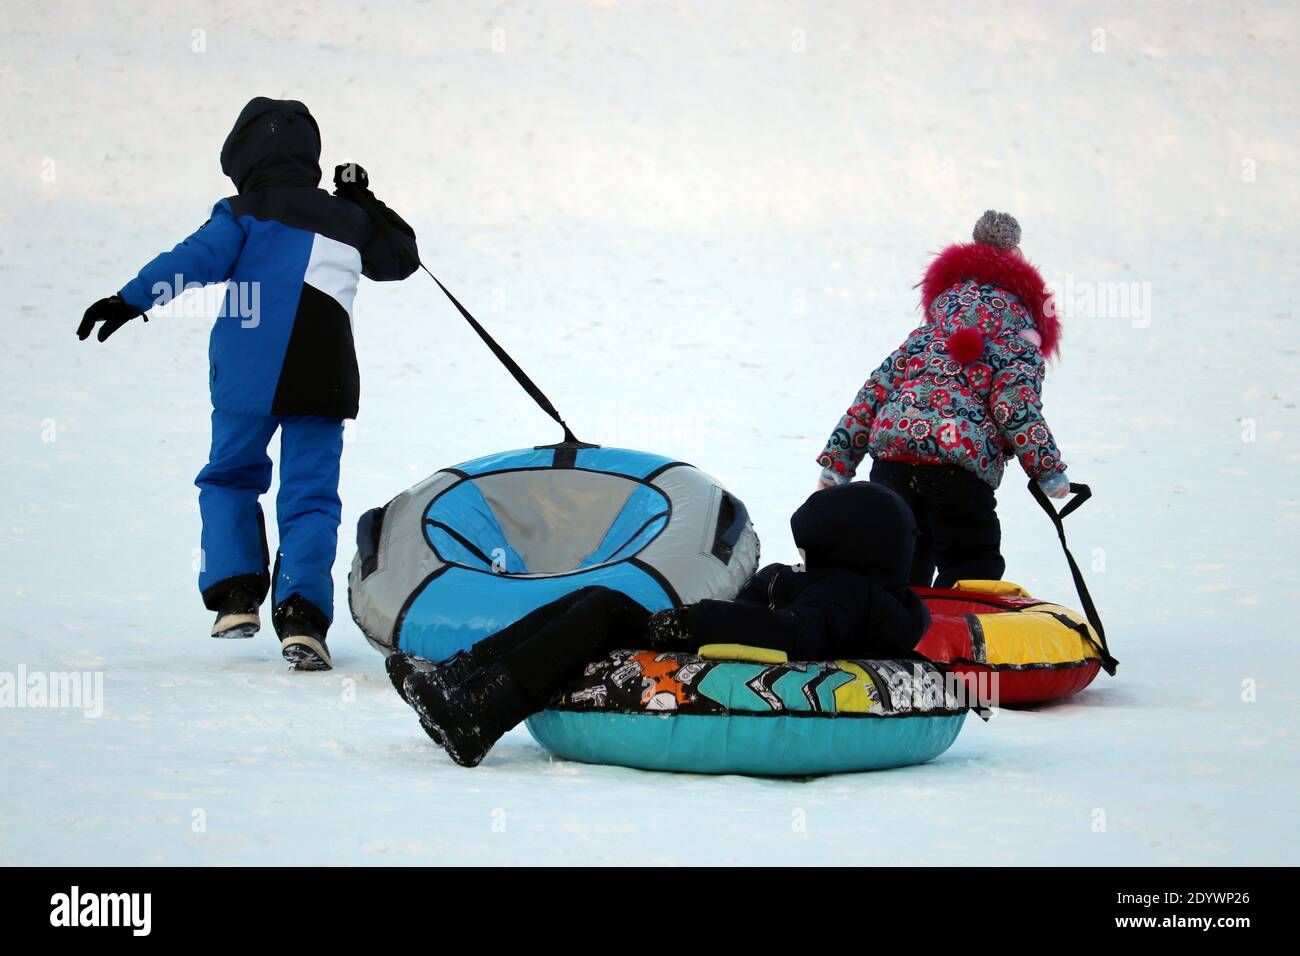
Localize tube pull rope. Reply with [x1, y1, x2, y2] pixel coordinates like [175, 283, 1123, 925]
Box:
[340, 175, 584, 447]
[417, 264, 587, 447]
[1026, 480, 1118, 675]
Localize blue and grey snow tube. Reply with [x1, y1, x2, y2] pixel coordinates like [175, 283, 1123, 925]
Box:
[348, 445, 760, 661]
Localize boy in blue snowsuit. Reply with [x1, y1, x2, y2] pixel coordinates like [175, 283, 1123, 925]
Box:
[76, 97, 419, 670]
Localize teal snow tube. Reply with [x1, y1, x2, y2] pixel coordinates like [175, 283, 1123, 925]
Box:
[525, 651, 968, 776]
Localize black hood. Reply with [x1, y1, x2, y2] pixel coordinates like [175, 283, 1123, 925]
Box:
[220, 97, 321, 194]
[791, 482, 918, 589]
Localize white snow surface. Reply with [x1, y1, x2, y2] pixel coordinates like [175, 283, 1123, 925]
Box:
[1, 0, 1297, 865]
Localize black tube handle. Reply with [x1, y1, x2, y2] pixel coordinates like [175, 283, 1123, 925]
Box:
[356, 506, 385, 579]
[1026, 478, 1118, 676]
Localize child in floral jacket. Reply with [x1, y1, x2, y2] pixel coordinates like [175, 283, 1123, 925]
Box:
[816, 211, 1069, 588]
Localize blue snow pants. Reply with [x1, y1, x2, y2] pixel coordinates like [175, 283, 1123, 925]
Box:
[196, 409, 345, 623]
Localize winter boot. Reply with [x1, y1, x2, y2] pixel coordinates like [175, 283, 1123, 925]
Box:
[386, 652, 419, 701]
[386, 650, 480, 705]
[401, 666, 534, 768]
[274, 595, 333, 671]
[210, 584, 262, 639]
[386, 653, 442, 745]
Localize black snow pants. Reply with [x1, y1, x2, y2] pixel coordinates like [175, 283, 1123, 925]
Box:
[868, 459, 1005, 588]
[470, 586, 651, 706]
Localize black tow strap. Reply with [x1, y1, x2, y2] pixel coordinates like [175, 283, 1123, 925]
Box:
[1027, 480, 1119, 675]
[345, 182, 584, 446]
[417, 263, 585, 446]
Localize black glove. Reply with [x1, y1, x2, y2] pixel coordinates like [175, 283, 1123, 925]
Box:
[77, 295, 145, 342]
[644, 608, 695, 651]
[333, 162, 370, 194]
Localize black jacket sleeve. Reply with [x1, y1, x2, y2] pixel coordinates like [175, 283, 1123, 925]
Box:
[357, 192, 420, 281]
[686, 599, 823, 658]
[687, 573, 854, 660]
[335, 184, 420, 281]
[686, 572, 931, 662]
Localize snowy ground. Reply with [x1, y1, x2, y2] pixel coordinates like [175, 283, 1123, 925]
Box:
[2, 0, 1297, 864]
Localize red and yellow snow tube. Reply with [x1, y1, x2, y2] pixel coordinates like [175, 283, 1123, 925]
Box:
[915, 580, 1107, 705]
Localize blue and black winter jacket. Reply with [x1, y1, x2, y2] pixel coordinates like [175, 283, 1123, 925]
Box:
[118, 97, 418, 420]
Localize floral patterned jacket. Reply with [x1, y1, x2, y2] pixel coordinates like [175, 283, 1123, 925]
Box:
[817, 242, 1066, 490]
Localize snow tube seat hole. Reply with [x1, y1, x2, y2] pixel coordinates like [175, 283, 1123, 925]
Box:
[424, 469, 671, 574]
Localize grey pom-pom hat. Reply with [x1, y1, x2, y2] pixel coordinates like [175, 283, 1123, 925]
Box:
[972, 210, 1021, 250]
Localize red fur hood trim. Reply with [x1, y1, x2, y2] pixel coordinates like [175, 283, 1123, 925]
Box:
[919, 243, 1060, 358]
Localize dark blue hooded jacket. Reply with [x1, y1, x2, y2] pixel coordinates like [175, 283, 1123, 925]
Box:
[118, 97, 418, 420]
[687, 482, 931, 660]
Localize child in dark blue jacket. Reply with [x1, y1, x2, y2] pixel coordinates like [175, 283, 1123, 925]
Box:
[77, 97, 419, 670]
[388, 481, 931, 766]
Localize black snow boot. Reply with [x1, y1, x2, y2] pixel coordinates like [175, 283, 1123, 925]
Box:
[210, 584, 263, 639]
[385, 653, 442, 746]
[387, 651, 485, 748]
[401, 666, 534, 768]
[386, 652, 419, 701]
[386, 650, 480, 705]
[274, 595, 333, 671]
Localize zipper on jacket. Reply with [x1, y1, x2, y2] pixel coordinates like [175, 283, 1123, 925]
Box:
[767, 570, 780, 608]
